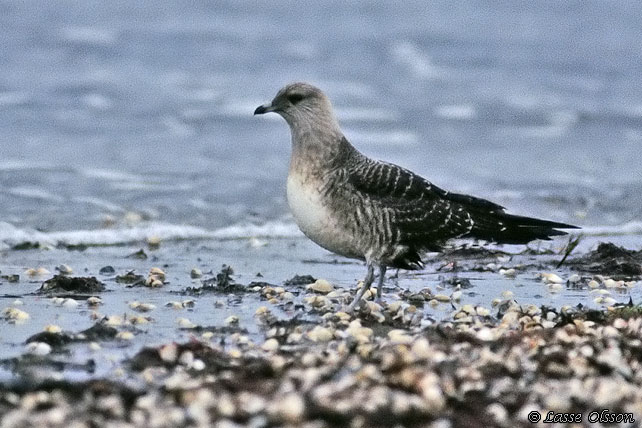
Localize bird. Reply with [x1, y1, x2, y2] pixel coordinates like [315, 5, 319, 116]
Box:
[254, 82, 579, 311]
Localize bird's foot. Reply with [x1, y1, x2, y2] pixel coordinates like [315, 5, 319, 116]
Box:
[345, 298, 360, 313]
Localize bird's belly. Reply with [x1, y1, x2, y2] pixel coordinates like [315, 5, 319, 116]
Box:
[286, 173, 360, 258]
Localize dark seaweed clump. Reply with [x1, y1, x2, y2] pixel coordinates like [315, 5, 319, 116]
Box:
[38, 276, 105, 294]
[570, 242, 642, 277]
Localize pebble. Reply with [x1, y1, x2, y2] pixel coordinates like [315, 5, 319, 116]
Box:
[190, 268, 203, 279]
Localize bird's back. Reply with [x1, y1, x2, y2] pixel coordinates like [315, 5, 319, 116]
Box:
[289, 137, 577, 269]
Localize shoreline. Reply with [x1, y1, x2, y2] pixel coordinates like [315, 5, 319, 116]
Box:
[0, 238, 641, 426]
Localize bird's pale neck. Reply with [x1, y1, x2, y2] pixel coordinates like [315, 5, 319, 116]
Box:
[286, 112, 346, 174]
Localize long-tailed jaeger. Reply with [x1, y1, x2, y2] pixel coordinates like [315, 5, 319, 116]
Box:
[254, 82, 579, 310]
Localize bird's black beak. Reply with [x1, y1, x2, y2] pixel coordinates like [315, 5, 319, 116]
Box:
[254, 103, 273, 115]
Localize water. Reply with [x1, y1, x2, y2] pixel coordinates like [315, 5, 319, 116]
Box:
[1, 1, 641, 381]
[1, 0, 641, 236]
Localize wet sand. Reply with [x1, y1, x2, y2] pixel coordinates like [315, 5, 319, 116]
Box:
[1, 235, 641, 427]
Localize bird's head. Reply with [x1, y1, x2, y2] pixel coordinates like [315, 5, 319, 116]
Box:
[254, 82, 340, 136]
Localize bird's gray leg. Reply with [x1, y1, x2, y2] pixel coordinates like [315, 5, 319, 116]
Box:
[347, 262, 375, 311]
[375, 265, 387, 304]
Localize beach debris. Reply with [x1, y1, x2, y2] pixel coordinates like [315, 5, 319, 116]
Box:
[284, 274, 316, 286]
[190, 268, 202, 279]
[25, 342, 52, 356]
[306, 279, 334, 293]
[50, 297, 80, 308]
[570, 242, 642, 276]
[439, 276, 473, 289]
[99, 266, 116, 275]
[116, 270, 145, 286]
[24, 267, 50, 277]
[187, 265, 245, 294]
[129, 301, 156, 312]
[556, 234, 582, 268]
[224, 315, 239, 325]
[261, 338, 279, 352]
[55, 264, 73, 275]
[147, 235, 161, 248]
[44, 324, 62, 334]
[499, 268, 516, 277]
[1, 307, 30, 323]
[87, 296, 103, 306]
[11, 241, 43, 250]
[539, 272, 564, 284]
[126, 249, 148, 260]
[306, 326, 334, 342]
[176, 318, 197, 329]
[248, 237, 268, 248]
[145, 268, 166, 287]
[116, 331, 135, 341]
[39, 275, 105, 294]
[1, 274, 20, 282]
[165, 299, 195, 309]
[25, 321, 118, 349]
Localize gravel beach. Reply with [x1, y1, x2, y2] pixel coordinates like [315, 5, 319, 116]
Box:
[1, 237, 641, 427]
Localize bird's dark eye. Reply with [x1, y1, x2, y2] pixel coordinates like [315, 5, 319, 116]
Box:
[287, 93, 304, 105]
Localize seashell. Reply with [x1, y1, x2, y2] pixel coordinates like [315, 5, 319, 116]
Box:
[307, 326, 334, 342]
[55, 264, 73, 275]
[306, 279, 334, 293]
[25, 342, 51, 356]
[261, 338, 279, 352]
[540, 273, 563, 284]
[116, 331, 134, 340]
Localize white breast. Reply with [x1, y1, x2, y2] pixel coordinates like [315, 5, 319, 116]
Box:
[286, 172, 359, 258]
[286, 172, 329, 239]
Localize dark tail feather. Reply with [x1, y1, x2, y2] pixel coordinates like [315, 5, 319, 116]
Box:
[467, 212, 580, 245]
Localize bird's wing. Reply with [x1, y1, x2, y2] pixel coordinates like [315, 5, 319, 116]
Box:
[344, 152, 577, 250]
[344, 155, 489, 245]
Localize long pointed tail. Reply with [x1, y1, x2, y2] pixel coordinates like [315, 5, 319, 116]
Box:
[466, 211, 579, 244]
